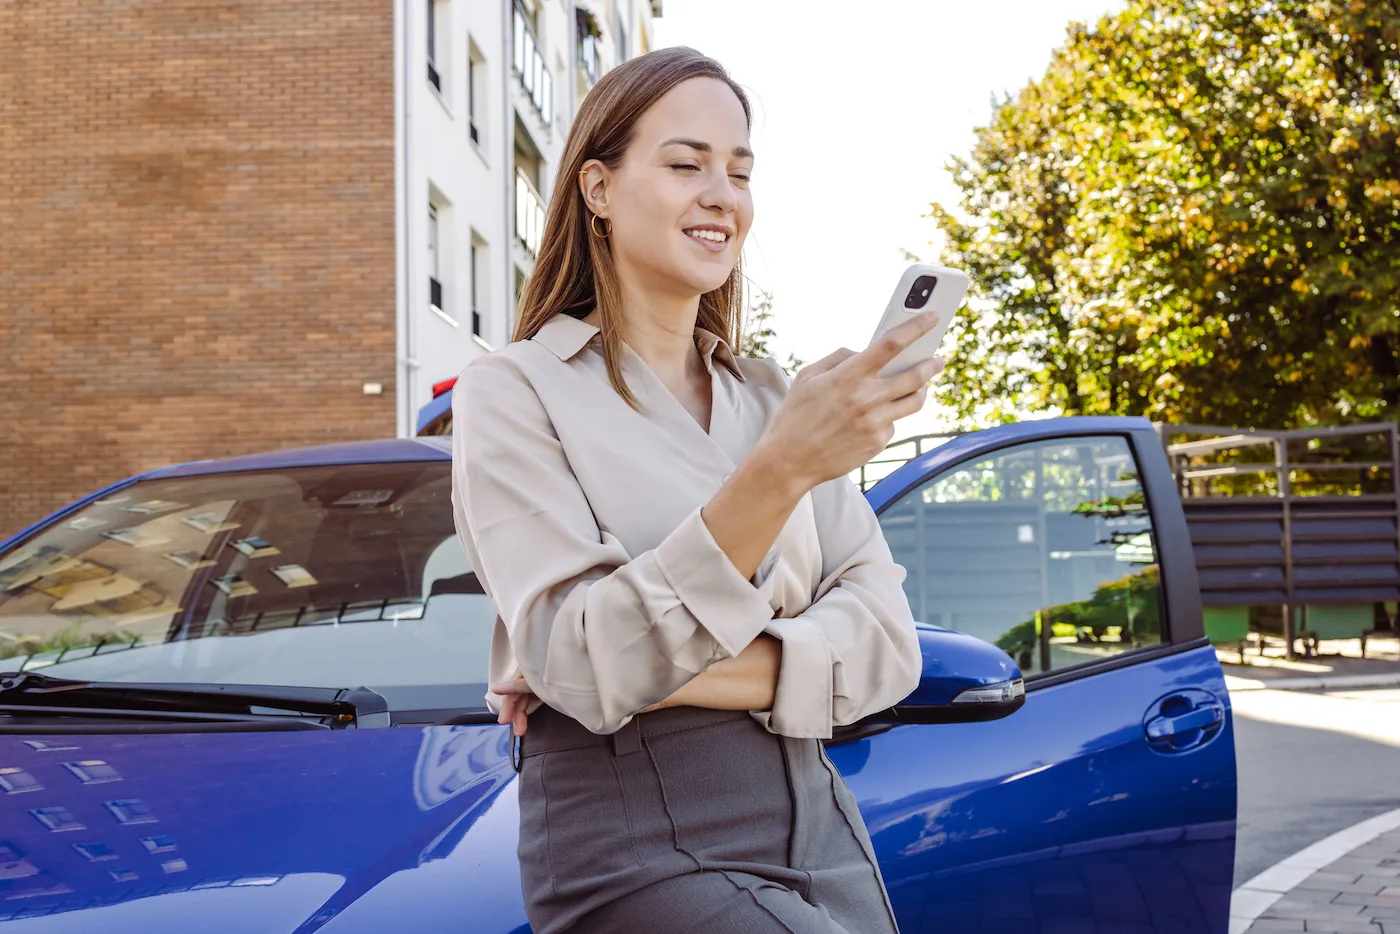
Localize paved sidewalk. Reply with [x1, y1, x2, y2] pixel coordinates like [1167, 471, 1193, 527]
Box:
[1235, 811, 1400, 933]
[1221, 640, 1400, 693]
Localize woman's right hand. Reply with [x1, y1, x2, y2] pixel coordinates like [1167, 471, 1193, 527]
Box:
[491, 672, 537, 737]
[758, 311, 944, 491]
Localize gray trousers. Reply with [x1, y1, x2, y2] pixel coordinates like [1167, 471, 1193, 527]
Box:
[515, 705, 900, 934]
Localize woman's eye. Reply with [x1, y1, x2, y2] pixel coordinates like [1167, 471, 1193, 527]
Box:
[669, 163, 699, 172]
[731, 174, 751, 183]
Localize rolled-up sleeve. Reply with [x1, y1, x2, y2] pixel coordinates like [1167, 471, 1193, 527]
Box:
[451, 355, 777, 734]
[754, 475, 923, 739]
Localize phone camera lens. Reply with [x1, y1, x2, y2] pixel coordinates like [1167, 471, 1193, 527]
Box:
[905, 275, 938, 309]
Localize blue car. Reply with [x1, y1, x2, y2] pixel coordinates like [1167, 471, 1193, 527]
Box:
[0, 416, 1236, 932]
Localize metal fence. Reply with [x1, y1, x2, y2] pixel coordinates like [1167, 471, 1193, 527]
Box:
[1161, 422, 1400, 655]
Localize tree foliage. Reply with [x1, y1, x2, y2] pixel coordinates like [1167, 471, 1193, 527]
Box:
[933, 0, 1400, 428]
[741, 288, 804, 376]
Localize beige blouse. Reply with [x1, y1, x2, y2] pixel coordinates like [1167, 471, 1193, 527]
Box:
[450, 313, 921, 739]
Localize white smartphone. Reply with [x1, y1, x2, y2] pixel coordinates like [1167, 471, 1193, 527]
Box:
[867, 263, 970, 378]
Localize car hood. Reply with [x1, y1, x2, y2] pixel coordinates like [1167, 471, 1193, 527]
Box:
[0, 726, 529, 933]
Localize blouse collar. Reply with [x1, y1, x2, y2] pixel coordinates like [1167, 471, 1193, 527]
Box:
[532, 314, 747, 382]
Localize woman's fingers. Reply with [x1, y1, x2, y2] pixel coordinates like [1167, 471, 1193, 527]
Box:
[879, 355, 940, 399]
[490, 677, 538, 734]
[796, 346, 858, 379]
[492, 677, 534, 729]
[496, 692, 517, 725]
[852, 312, 938, 374]
[879, 385, 933, 424]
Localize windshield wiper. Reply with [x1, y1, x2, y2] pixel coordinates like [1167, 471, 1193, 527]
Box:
[0, 671, 389, 734]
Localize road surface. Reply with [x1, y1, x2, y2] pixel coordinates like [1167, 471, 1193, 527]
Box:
[1232, 686, 1400, 886]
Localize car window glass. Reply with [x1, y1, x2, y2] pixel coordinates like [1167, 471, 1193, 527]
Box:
[878, 436, 1164, 676]
[0, 463, 495, 711]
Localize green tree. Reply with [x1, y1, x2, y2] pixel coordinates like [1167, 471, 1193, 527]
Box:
[741, 287, 804, 377]
[933, 0, 1400, 428]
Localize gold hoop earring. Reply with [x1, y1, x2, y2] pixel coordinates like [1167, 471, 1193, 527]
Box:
[590, 214, 611, 239]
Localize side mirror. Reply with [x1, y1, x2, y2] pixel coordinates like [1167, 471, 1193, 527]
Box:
[872, 624, 1026, 726]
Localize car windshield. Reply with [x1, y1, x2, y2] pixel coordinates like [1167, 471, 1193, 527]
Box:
[0, 461, 496, 716]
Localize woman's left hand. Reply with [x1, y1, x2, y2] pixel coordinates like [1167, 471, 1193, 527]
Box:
[490, 674, 537, 736]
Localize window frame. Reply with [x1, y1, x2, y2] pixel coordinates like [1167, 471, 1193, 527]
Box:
[870, 425, 1206, 689]
[426, 0, 441, 92]
[427, 202, 450, 324]
[467, 58, 478, 142]
[466, 38, 484, 147]
[469, 236, 484, 339]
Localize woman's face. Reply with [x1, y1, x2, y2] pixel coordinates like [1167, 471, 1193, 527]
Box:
[598, 77, 754, 298]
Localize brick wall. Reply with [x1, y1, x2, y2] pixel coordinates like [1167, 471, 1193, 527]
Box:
[0, 1, 398, 539]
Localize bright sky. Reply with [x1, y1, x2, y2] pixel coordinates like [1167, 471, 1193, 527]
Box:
[654, 0, 1124, 435]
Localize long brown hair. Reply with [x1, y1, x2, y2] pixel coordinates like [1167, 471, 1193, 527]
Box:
[512, 47, 752, 408]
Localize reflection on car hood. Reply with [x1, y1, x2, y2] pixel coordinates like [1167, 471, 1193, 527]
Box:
[0, 726, 528, 933]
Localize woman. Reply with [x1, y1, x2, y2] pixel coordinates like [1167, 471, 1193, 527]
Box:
[451, 47, 941, 934]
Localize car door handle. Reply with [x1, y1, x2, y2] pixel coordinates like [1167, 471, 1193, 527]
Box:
[1145, 702, 1223, 740]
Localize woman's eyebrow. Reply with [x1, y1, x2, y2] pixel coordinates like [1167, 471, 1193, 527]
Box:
[661, 137, 755, 160]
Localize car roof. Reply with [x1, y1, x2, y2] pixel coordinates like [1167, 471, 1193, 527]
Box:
[143, 437, 452, 480]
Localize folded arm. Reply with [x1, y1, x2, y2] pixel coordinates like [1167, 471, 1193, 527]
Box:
[753, 474, 923, 738]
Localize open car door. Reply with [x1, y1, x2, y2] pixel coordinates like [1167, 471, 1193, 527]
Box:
[840, 416, 1237, 933]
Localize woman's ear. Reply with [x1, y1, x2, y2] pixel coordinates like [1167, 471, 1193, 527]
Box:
[578, 159, 611, 218]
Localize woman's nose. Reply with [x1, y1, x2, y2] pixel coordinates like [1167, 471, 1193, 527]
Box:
[700, 170, 739, 214]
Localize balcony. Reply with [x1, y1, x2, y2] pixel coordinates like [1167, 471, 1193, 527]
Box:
[512, 4, 553, 125]
[515, 169, 546, 258]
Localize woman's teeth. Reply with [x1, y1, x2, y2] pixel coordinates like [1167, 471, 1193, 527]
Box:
[685, 229, 728, 243]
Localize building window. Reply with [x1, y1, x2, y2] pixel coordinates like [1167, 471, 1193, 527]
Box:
[73, 843, 117, 862]
[467, 42, 483, 145]
[0, 768, 41, 794]
[426, 0, 441, 92]
[512, 1, 552, 124]
[62, 760, 121, 784]
[515, 171, 545, 258]
[514, 118, 545, 258]
[104, 799, 157, 826]
[30, 806, 85, 832]
[428, 202, 458, 328]
[140, 835, 178, 854]
[470, 240, 483, 337]
[428, 204, 443, 313]
[576, 8, 601, 86]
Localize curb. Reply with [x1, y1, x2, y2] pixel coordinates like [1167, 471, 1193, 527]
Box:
[1225, 672, 1400, 692]
[1229, 807, 1400, 934]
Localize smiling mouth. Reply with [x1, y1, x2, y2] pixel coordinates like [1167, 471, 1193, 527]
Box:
[683, 228, 730, 245]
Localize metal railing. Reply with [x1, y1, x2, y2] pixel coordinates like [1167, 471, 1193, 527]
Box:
[1162, 422, 1400, 656]
[515, 169, 546, 257]
[856, 432, 965, 492]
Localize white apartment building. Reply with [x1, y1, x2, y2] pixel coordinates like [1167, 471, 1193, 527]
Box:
[394, 0, 661, 436]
